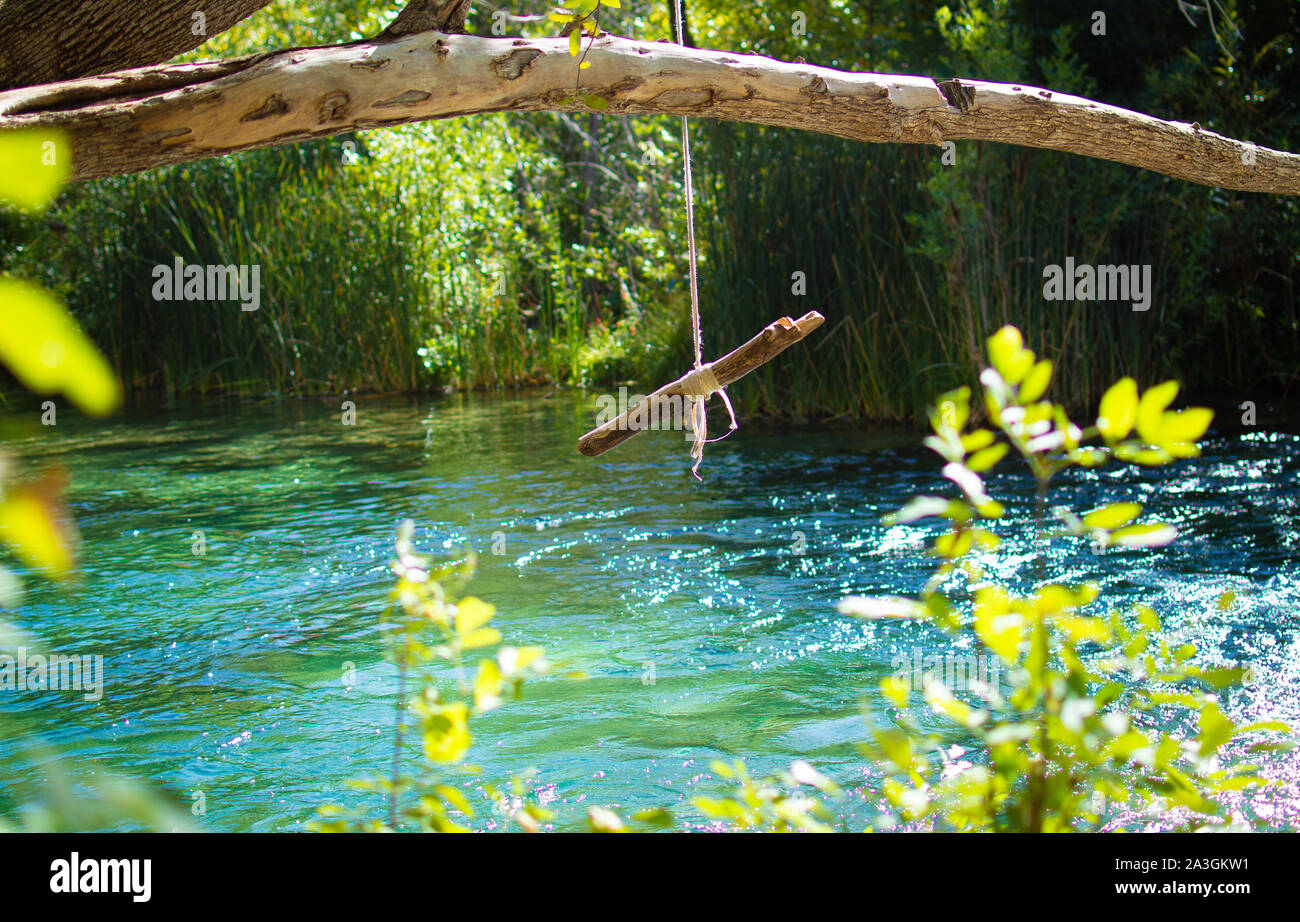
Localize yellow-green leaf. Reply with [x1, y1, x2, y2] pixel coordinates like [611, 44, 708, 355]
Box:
[1096, 377, 1138, 442]
[499, 645, 545, 673]
[1055, 615, 1110, 645]
[1114, 444, 1171, 466]
[587, 806, 627, 832]
[0, 474, 77, 577]
[880, 674, 908, 706]
[966, 443, 1008, 473]
[1018, 359, 1053, 403]
[1136, 380, 1180, 443]
[961, 428, 995, 453]
[0, 129, 70, 213]
[931, 387, 970, 432]
[474, 658, 504, 711]
[987, 326, 1034, 385]
[1158, 407, 1213, 446]
[1198, 702, 1234, 758]
[434, 784, 474, 817]
[1104, 729, 1153, 762]
[888, 496, 953, 524]
[423, 702, 471, 763]
[1111, 522, 1177, 548]
[1082, 502, 1142, 530]
[924, 679, 972, 725]
[973, 586, 1023, 663]
[934, 528, 974, 559]
[0, 278, 121, 416]
[460, 627, 502, 650]
[455, 596, 495, 635]
[1196, 666, 1245, 689]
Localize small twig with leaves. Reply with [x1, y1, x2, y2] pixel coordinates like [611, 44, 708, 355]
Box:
[550, 1, 619, 75]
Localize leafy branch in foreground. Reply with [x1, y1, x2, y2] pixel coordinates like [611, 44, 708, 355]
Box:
[311, 520, 549, 833]
[836, 324, 1292, 832]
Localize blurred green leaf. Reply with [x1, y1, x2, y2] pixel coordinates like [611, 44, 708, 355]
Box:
[1198, 702, 1234, 758]
[1111, 522, 1177, 548]
[1097, 377, 1138, 442]
[1082, 502, 1142, 530]
[1018, 359, 1053, 403]
[987, 325, 1033, 385]
[455, 597, 494, 635]
[0, 473, 78, 577]
[1136, 380, 1180, 443]
[1159, 407, 1213, 446]
[0, 129, 70, 213]
[0, 278, 121, 417]
[966, 443, 1008, 472]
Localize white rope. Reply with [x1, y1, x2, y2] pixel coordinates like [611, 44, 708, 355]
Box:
[673, 0, 736, 480]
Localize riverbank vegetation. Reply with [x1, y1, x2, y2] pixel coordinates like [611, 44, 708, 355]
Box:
[2, 0, 1297, 421]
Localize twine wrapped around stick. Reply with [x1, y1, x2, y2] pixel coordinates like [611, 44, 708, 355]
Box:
[676, 361, 738, 479]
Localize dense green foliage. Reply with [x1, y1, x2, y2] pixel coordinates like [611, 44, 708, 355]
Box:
[3, 0, 1297, 416]
[4, 1, 691, 396]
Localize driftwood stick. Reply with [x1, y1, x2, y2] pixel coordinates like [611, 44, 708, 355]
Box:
[577, 311, 825, 457]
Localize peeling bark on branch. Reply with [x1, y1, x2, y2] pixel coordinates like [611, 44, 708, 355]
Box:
[0, 33, 1295, 194]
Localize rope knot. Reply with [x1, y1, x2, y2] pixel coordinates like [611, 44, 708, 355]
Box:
[679, 362, 737, 480]
[677, 361, 721, 396]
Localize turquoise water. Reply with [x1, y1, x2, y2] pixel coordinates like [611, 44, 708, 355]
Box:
[2, 393, 1298, 830]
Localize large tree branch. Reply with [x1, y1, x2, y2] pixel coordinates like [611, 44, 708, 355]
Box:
[0, 32, 1295, 194]
[0, 0, 274, 91]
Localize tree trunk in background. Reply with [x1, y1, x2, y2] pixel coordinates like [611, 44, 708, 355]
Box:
[378, 0, 474, 39]
[0, 0, 274, 90]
